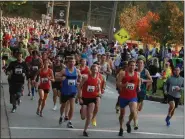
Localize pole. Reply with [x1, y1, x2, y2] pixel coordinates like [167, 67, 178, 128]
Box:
[0, 8, 2, 84]
[65, 0, 70, 29]
[108, 1, 118, 41]
[87, 0, 91, 26]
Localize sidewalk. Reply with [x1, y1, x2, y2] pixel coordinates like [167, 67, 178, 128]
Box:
[1, 72, 11, 139]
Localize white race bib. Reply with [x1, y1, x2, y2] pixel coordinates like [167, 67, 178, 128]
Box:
[32, 66, 38, 70]
[87, 85, 95, 92]
[172, 86, 178, 92]
[41, 78, 48, 83]
[68, 80, 75, 86]
[4, 52, 9, 56]
[15, 68, 22, 74]
[126, 83, 135, 90]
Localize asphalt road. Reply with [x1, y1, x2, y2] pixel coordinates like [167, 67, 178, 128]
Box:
[1, 72, 184, 138]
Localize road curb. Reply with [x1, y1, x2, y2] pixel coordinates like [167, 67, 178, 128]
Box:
[1, 78, 11, 138]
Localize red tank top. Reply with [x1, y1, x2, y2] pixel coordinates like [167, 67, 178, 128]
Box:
[82, 74, 99, 98]
[39, 68, 52, 90]
[120, 71, 139, 99]
[80, 66, 89, 75]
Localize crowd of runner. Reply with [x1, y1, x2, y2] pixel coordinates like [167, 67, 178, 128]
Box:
[1, 17, 184, 137]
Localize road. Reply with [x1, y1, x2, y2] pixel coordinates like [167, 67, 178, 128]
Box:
[1, 72, 184, 138]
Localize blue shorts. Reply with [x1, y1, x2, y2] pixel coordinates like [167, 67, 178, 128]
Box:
[119, 97, 137, 108]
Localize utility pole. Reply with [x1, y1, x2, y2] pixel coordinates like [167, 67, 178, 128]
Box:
[86, 0, 91, 38]
[65, 0, 70, 29]
[108, 1, 118, 41]
[0, 8, 2, 84]
[87, 0, 91, 26]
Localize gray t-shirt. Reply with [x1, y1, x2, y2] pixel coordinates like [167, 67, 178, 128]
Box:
[166, 76, 184, 98]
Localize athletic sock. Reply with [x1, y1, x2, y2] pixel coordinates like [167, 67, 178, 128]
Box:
[31, 87, 35, 97]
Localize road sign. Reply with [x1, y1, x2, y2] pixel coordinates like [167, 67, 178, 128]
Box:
[114, 28, 130, 44]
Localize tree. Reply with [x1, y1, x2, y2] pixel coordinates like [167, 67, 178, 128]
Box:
[150, 2, 184, 46]
[119, 5, 143, 40]
[136, 11, 159, 44]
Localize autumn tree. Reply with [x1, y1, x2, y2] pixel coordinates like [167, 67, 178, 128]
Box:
[119, 5, 143, 40]
[150, 2, 184, 46]
[136, 11, 159, 44]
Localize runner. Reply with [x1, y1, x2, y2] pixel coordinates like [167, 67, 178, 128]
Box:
[25, 49, 33, 96]
[78, 64, 101, 136]
[1, 41, 11, 69]
[79, 58, 90, 75]
[58, 56, 81, 128]
[91, 61, 106, 127]
[29, 50, 43, 99]
[165, 66, 184, 126]
[52, 55, 65, 110]
[36, 59, 55, 117]
[6, 52, 29, 113]
[136, 58, 152, 112]
[131, 58, 153, 130]
[115, 61, 128, 114]
[6, 49, 19, 105]
[116, 59, 141, 136]
[100, 54, 112, 81]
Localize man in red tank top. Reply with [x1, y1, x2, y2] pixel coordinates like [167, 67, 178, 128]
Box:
[79, 58, 90, 75]
[116, 59, 141, 136]
[78, 64, 101, 137]
[91, 61, 105, 127]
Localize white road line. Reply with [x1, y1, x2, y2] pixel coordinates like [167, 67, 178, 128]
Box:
[9, 127, 184, 137]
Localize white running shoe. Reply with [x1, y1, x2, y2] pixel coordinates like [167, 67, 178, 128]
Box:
[52, 105, 57, 111]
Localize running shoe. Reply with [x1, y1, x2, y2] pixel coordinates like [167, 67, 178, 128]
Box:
[59, 117, 63, 125]
[126, 123, 131, 133]
[134, 125, 139, 130]
[118, 128, 123, 136]
[40, 111, 43, 117]
[92, 118, 97, 126]
[165, 116, 171, 126]
[31, 96, 35, 100]
[83, 131, 89, 137]
[67, 121, 74, 128]
[11, 108, 16, 113]
[28, 92, 31, 96]
[52, 105, 57, 111]
[36, 109, 40, 115]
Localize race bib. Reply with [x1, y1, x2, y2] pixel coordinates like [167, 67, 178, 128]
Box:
[68, 80, 75, 86]
[4, 52, 8, 56]
[41, 78, 48, 83]
[126, 83, 135, 90]
[172, 86, 178, 92]
[32, 66, 38, 70]
[87, 85, 95, 92]
[15, 68, 22, 74]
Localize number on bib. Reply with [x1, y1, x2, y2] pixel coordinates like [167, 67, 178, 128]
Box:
[172, 86, 177, 92]
[87, 86, 95, 92]
[32, 66, 38, 70]
[126, 83, 135, 90]
[41, 78, 48, 83]
[68, 80, 75, 86]
[15, 68, 22, 74]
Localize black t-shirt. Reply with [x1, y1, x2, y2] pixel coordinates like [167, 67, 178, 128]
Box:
[6, 60, 29, 84]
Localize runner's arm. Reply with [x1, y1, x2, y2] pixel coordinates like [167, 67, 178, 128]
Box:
[142, 69, 153, 83]
[137, 72, 141, 90]
[78, 75, 88, 98]
[116, 70, 126, 90]
[106, 64, 112, 75]
[48, 70, 55, 82]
